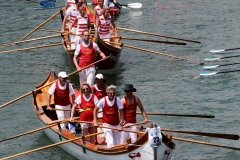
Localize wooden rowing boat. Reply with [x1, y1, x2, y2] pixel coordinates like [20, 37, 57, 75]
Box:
[32, 71, 175, 160]
[91, 0, 121, 17]
[60, 5, 122, 70]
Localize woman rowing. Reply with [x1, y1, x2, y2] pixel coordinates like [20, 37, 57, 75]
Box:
[96, 7, 117, 41]
[93, 0, 107, 26]
[69, 5, 92, 48]
[70, 82, 99, 144]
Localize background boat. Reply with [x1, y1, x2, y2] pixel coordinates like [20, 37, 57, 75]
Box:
[60, 5, 122, 70]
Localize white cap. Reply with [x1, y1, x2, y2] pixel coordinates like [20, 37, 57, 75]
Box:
[95, 73, 104, 79]
[58, 71, 68, 78]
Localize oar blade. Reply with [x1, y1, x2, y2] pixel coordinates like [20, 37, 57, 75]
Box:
[200, 71, 218, 76]
[127, 3, 142, 8]
[209, 49, 224, 53]
[202, 65, 219, 69]
[40, 1, 55, 7]
[205, 57, 220, 61]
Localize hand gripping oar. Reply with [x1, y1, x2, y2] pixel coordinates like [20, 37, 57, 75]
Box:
[203, 62, 240, 69]
[117, 27, 201, 43]
[205, 54, 240, 61]
[0, 117, 78, 143]
[118, 3, 142, 9]
[0, 132, 104, 160]
[172, 136, 240, 151]
[200, 69, 240, 76]
[210, 48, 240, 53]
[136, 112, 214, 118]
[0, 57, 109, 109]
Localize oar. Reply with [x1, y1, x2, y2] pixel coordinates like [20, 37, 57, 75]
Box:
[18, 9, 62, 42]
[105, 41, 203, 64]
[200, 69, 240, 76]
[172, 136, 240, 151]
[117, 27, 201, 43]
[162, 128, 239, 140]
[0, 34, 62, 48]
[205, 54, 240, 61]
[136, 112, 214, 118]
[203, 62, 240, 69]
[0, 132, 104, 160]
[0, 42, 63, 54]
[0, 57, 109, 109]
[118, 2, 142, 9]
[210, 48, 240, 53]
[0, 117, 78, 143]
[118, 36, 187, 45]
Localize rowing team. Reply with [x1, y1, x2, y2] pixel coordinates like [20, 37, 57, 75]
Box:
[47, 71, 149, 148]
[62, 0, 118, 50]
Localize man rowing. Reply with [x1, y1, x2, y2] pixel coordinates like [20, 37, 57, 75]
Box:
[93, 85, 124, 148]
[93, 0, 107, 26]
[73, 30, 106, 86]
[121, 84, 149, 143]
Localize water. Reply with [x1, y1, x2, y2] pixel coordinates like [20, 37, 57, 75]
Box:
[1, 0, 240, 159]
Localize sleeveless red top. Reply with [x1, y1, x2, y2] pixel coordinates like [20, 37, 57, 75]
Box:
[92, 85, 107, 100]
[54, 81, 70, 106]
[124, 96, 137, 123]
[79, 94, 96, 122]
[102, 97, 119, 126]
[78, 42, 96, 68]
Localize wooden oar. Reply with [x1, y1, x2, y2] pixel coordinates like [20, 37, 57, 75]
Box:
[136, 112, 214, 118]
[117, 27, 201, 43]
[0, 57, 109, 109]
[0, 132, 104, 160]
[138, 126, 238, 140]
[105, 41, 204, 64]
[118, 36, 187, 45]
[0, 117, 78, 143]
[18, 9, 63, 42]
[172, 136, 240, 151]
[0, 42, 63, 54]
[40, 29, 94, 37]
[0, 34, 62, 48]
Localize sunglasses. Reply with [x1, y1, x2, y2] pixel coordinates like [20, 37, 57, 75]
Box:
[124, 90, 131, 92]
[108, 92, 115, 95]
[82, 88, 89, 92]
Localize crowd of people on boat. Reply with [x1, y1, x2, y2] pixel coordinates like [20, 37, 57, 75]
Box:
[61, 0, 119, 50]
[47, 70, 149, 147]
[45, 0, 150, 148]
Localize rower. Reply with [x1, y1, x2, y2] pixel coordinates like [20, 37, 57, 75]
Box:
[121, 84, 149, 143]
[61, 0, 82, 50]
[64, 0, 76, 10]
[46, 71, 75, 130]
[93, 0, 107, 26]
[69, 4, 92, 48]
[104, 0, 120, 8]
[96, 7, 117, 41]
[70, 82, 99, 144]
[93, 85, 125, 148]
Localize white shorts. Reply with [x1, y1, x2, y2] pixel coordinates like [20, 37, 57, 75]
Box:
[121, 123, 138, 143]
[80, 123, 94, 129]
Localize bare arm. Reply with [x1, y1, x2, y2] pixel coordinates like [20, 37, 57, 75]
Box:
[93, 8, 97, 26]
[46, 94, 53, 110]
[87, 18, 92, 37]
[69, 18, 77, 34]
[61, 15, 69, 33]
[93, 106, 99, 126]
[73, 55, 81, 71]
[111, 18, 118, 36]
[136, 96, 149, 123]
[64, 0, 68, 10]
[96, 49, 107, 60]
[70, 102, 78, 122]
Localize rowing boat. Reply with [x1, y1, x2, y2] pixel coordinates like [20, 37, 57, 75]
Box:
[32, 71, 175, 160]
[60, 5, 122, 70]
[91, 0, 121, 17]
